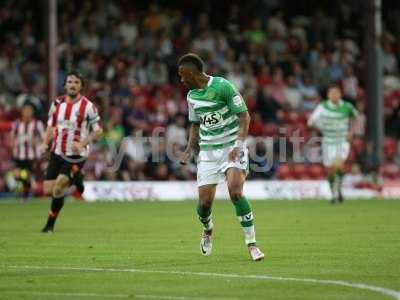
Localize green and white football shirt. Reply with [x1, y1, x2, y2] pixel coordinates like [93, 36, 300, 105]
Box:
[186, 76, 247, 150]
[309, 100, 358, 144]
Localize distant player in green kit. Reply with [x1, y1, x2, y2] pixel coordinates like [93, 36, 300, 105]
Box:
[308, 85, 358, 204]
[178, 53, 264, 261]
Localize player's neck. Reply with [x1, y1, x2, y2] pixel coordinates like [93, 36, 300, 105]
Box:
[66, 93, 81, 103]
[22, 116, 32, 123]
[195, 73, 210, 90]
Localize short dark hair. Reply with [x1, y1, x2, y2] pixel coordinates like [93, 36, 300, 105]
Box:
[178, 53, 204, 72]
[64, 70, 86, 88]
[328, 84, 341, 91]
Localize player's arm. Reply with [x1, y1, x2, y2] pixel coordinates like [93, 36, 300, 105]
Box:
[347, 103, 359, 142]
[41, 102, 57, 157]
[80, 125, 103, 148]
[10, 121, 17, 150]
[73, 103, 103, 153]
[180, 100, 200, 165]
[180, 122, 200, 165]
[225, 81, 249, 161]
[307, 105, 323, 131]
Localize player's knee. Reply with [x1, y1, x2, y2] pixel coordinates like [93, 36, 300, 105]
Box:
[200, 200, 213, 210]
[229, 187, 243, 202]
[52, 182, 67, 198]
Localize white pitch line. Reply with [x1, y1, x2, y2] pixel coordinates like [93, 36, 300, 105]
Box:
[7, 265, 400, 300]
[1, 291, 221, 300]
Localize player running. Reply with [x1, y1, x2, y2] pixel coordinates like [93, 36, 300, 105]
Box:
[308, 85, 358, 204]
[40, 71, 103, 233]
[178, 53, 264, 261]
[10, 102, 45, 198]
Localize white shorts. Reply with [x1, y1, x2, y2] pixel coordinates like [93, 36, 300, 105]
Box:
[197, 146, 249, 187]
[322, 142, 350, 167]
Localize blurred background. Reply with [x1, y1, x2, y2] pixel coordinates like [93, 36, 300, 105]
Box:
[1, 0, 400, 197]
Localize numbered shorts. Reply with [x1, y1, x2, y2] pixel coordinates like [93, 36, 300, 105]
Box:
[197, 146, 249, 187]
[322, 142, 350, 167]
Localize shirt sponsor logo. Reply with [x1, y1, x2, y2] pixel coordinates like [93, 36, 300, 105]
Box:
[200, 112, 223, 129]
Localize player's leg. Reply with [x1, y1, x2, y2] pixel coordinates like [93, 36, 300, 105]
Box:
[198, 184, 217, 256]
[42, 174, 70, 233]
[323, 143, 340, 203]
[326, 165, 338, 203]
[42, 153, 70, 232]
[332, 142, 350, 203]
[43, 180, 56, 196]
[20, 161, 33, 198]
[226, 167, 264, 261]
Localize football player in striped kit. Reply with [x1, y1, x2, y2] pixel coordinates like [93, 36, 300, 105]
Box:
[40, 71, 103, 233]
[10, 102, 45, 198]
[308, 85, 358, 203]
[178, 54, 264, 261]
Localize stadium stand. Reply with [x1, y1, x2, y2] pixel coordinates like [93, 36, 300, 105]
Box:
[1, 0, 400, 194]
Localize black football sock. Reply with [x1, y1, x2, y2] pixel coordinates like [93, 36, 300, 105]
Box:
[45, 196, 65, 228]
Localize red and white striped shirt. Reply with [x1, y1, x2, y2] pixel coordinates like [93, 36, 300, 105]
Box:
[48, 95, 101, 157]
[11, 119, 45, 160]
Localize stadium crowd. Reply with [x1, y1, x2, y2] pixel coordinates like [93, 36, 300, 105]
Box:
[1, 0, 400, 194]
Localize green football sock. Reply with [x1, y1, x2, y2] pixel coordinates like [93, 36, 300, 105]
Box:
[336, 169, 344, 193]
[197, 203, 213, 231]
[233, 196, 256, 245]
[328, 174, 337, 198]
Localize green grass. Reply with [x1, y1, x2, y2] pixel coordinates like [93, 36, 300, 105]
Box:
[0, 199, 399, 299]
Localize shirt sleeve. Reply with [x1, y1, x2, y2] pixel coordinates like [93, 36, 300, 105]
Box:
[308, 104, 323, 128]
[223, 80, 248, 114]
[11, 121, 17, 139]
[87, 103, 101, 130]
[37, 120, 45, 138]
[187, 99, 200, 123]
[47, 101, 56, 127]
[348, 103, 358, 119]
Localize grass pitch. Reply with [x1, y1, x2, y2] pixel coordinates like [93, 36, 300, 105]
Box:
[0, 199, 399, 300]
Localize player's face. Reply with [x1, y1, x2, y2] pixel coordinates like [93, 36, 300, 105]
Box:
[21, 105, 33, 119]
[65, 75, 83, 97]
[328, 88, 341, 103]
[178, 65, 196, 89]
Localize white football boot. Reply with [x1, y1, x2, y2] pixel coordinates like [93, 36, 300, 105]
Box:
[248, 245, 265, 261]
[200, 230, 213, 256]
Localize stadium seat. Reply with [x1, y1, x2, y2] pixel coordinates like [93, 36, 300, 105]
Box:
[381, 163, 400, 179]
[384, 137, 397, 161]
[276, 164, 295, 180]
[292, 164, 309, 179]
[351, 138, 365, 155]
[263, 123, 280, 137]
[308, 164, 325, 179]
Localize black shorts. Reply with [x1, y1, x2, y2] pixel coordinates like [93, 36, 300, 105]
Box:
[45, 153, 86, 181]
[13, 159, 34, 171]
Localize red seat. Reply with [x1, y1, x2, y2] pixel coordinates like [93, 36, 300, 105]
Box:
[384, 137, 397, 161]
[293, 164, 308, 179]
[382, 163, 400, 179]
[308, 164, 325, 179]
[263, 123, 280, 137]
[277, 164, 294, 180]
[352, 138, 365, 155]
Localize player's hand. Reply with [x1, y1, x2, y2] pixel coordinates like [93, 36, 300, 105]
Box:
[347, 132, 353, 142]
[73, 141, 85, 153]
[180, 148, 192, 165]
[40, 143, 50, 160]
[228, 147, 241, 162]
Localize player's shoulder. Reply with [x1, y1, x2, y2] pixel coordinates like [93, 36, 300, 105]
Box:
[53, 95, 67, 105]
[81, 96, 96, 106]
[342, 100, 356, 109]
[213, 76, 231, 86]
